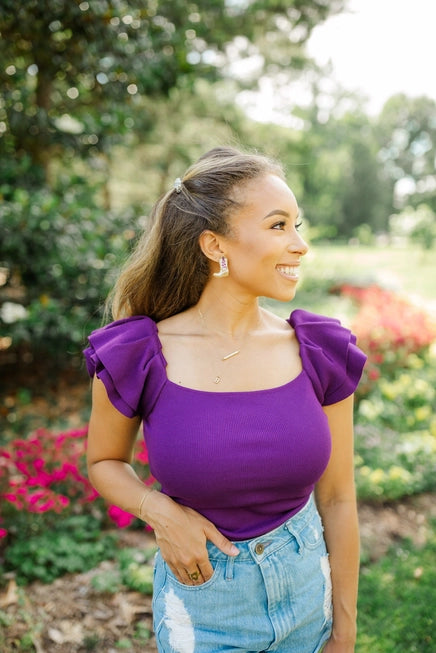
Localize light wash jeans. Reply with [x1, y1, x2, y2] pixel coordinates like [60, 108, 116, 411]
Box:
[153, 495, 333, 652]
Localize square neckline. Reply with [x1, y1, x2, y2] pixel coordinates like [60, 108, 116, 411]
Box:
[154, 315, 305, 395]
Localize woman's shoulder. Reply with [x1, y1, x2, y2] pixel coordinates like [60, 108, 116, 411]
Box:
[89, 314, 158, 341]
[287, 308, 367, 405]
[288, 308, 341, 330]
[156, 306, 198, 333]
[83, 315, 165, 418]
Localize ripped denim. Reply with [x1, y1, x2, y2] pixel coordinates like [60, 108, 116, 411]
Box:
[152, 495, 332, 653]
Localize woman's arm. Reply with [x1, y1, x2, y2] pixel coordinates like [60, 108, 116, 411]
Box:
[315, 394, 359, 653]
[87, 377, 238, 584]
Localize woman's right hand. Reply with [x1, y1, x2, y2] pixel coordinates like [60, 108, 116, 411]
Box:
[143, 491, 239, 585]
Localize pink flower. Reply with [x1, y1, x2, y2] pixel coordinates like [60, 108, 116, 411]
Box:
[0, 425, 154, 531]
[108, 504, 135, 528]
[0, 528, 7, 538]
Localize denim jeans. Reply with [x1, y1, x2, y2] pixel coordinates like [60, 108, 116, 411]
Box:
[153, 495, 332, 652]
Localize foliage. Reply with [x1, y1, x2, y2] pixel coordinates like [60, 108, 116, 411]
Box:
[354, 376, 436, 499]
[0, 0, 345, 181]
[354, 350, 436, 501]
[117, 547, 156, 594]
[377, 94, 436, 213]
[0, 0, 349, 363]
[0, 427, 156, 551]
[3, 515, 117, 585]
[355, 425, 436, 501]
[90, 547, 156, 596]
[0, 168, 139, 357]
[292, 106, 393, 240]
[357, 531, 436, 652]
[389, 204, 436, 250]
[336, 283, 436, 394]
[333, 282, 436, 501]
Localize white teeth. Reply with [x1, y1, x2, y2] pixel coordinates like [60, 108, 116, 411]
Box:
[278, 266, 298, 277]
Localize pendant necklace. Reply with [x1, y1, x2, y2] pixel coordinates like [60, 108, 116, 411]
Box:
[198, 309, 241, 383]
[222, 349, 240, 361]
[214, 348, 240, 384]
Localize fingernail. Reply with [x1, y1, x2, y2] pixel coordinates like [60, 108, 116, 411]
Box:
[230, 544, 240, 555]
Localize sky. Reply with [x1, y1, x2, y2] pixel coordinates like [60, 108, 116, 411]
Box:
[307, 0, 436, 114]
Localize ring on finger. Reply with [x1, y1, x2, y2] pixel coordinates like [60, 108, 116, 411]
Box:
[188, 570, 200, 581]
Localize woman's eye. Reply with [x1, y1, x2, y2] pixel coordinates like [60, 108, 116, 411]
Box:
[295, 220, 303, 231]
[272, 221, 286, 230]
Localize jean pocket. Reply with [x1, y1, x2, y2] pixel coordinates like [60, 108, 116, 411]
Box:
[159, 555, 223, 592]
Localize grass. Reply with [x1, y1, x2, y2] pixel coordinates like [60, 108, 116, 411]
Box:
[357, 528, 436, 652]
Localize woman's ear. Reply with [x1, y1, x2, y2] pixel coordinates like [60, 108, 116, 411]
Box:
[198, 230, 226, 264]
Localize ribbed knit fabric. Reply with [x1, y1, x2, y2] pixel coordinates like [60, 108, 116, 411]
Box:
[84, 310, 366, 539]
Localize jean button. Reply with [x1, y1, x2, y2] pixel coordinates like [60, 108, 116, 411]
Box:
[254, 543, 265, 555]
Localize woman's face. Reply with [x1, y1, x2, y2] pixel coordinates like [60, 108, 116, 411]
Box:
[223, 173, 309, 303]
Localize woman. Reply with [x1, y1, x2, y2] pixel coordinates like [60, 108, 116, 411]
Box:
[84, 146, 366, 652]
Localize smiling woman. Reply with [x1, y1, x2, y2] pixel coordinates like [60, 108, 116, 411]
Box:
[217, 172, 308, 304]
[83, 145, 366, 653]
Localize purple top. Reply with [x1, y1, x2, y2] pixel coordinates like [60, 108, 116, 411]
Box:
[84, 310, 366, 540]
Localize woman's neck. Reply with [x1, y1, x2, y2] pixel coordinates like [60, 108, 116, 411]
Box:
[195, 292, 264, 339]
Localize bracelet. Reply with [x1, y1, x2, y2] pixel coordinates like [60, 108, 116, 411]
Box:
[138, 489, 156, 520]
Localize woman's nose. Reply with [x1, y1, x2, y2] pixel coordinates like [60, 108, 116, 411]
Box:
[289, 232, 309, 256]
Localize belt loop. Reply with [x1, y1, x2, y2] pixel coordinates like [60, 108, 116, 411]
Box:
[285, 523, 304, 556]
[225, 554, 235, 580]
[295, 531, 304, 555]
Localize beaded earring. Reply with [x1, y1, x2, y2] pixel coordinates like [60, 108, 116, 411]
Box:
[213, 256, 229, 278]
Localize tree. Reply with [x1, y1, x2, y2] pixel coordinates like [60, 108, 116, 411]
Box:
[389, 204, 436, 250]
[376, 94, 436, 212]
[0, 0, 346, 183]
[0, 0, 348, 359]
[291, 87, 392, 240]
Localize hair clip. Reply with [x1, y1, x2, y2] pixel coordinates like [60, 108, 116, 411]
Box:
[174, 177, 182, 193]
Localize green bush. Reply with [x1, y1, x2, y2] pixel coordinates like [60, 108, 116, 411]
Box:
[0, 169, 140, 359]
[91, 547, 156, 596]
[357, 362, 436, 434]
[118, 547, 156, 594]
[3, 514, 117, 584]
[355, 426, 436, 500]
[354, 348, 436, 501]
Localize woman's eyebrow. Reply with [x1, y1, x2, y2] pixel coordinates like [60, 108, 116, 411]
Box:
[262, 209, 290, 220]
[262, 209, 300, 221]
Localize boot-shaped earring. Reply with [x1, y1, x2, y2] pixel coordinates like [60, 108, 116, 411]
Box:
[213, 256, 229, 278]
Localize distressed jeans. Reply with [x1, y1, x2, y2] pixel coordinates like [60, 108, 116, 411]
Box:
[152, 495, 332, 652]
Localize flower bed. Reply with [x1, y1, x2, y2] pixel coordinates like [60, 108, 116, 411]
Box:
[338, 284, 436, 396]
[337, 283, 436, 501]
[0, 427, 155, 543]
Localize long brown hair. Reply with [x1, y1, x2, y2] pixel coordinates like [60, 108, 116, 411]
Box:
[109, 146, 284, 322]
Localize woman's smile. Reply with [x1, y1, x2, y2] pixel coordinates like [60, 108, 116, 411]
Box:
[276, 263, 301, 281]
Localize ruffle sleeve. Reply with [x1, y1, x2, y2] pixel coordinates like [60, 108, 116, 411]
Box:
[83, 316, 166, 418]
[288, 309, 367, 406]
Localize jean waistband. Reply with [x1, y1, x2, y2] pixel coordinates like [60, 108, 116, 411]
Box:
[207, 495, 319, 562]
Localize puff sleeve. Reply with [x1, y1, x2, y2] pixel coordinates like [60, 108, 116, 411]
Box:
[288, 309, 367, 406]
[83, 316, 166, 419]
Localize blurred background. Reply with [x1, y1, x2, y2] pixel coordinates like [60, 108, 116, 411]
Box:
[1, 1, 435, 651]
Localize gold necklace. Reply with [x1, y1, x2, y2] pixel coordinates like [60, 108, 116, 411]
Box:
[222, 349, 240, 361]
[197, 309, 241, 382]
